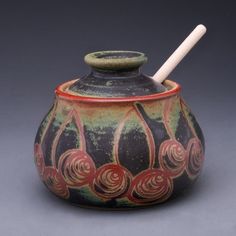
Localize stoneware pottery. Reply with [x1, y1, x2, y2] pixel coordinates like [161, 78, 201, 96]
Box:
[34, 50, 205, 209]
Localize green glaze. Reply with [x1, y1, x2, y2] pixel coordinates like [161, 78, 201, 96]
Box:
[84, 50, 147, 70]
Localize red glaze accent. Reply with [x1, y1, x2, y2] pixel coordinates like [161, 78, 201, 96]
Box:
[163, 98, 176, 138]
[113, 109, 134, 163]
[58, 149, 96, 187]
[34, 143, 45, 179]
[186, 138, 204, 179]
[92, 163, 131, 199]
[134, 105, 156, 168]
[55, 79, 181, 103]
[51, 109, 87, 168]
[43, 167, 70, 199]
[158, 139, 186, 177]
[128, 169, 173, 204]
[72, 110, 87, 151]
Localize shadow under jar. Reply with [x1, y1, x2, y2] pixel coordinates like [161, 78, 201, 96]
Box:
[34, 51, 205, 209]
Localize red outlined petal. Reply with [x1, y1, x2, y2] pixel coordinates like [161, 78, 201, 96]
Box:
[34, 143, 45, 179]
[43, 167, 69, 199]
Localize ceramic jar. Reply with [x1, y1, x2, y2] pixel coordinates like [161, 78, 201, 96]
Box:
[34, 51, 204, 209]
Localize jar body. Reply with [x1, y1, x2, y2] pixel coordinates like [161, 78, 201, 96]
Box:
[34, 92, 204, 209]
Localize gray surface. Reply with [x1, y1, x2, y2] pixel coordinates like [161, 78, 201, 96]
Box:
[0, 1, 236, 235]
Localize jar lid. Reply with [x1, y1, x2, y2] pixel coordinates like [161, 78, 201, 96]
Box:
[66, 50, 167, 98]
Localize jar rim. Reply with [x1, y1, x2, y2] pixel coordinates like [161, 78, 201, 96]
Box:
[55, 79, 181, 103]
[84, 50, 147, 70]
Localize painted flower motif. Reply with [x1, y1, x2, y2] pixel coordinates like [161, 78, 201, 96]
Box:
[186, 138, 204, 179]
[159, 139, 186, 177]
[128, 169, 173, 204]
[43, 167, 69, 199]
[58, 149, 95, 187]
[34, 143, 45, 179]
[93, 163, 131, 199]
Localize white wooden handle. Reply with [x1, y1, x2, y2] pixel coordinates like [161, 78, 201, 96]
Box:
[153, 24, 207, 83]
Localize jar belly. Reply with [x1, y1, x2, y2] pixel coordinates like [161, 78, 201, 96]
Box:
[34, 97, 204, 209]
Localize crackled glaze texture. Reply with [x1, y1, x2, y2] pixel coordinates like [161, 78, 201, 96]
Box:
[34, 90, 204, 209]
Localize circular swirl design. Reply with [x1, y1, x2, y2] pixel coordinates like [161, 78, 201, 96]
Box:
[43, 167, 69, 199]
[128, 169, 173, 204]
[186, 138, 204, 179]
[34, 143, 45, 178]
[159, 140, 186, 176]
[93, 164, 131, 199]
[58, 149, 95, 187]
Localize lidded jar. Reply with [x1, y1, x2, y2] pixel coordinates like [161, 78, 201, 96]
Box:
[34, 51, 204, 209]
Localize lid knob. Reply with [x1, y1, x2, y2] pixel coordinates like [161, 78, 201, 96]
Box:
[84, 50, 147, 71]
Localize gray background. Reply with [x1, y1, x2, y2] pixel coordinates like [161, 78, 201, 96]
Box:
[0, 0, 235, 235]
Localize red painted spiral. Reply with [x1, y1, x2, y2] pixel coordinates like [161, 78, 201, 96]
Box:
[186, 138, 204, 179]
[159, 139, 186, 176]
[93, 164, 131, 199]
[58, 149, 96, 187]
[128, 169, 173, 204]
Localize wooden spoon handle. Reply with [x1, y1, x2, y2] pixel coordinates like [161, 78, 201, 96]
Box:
[153, 24, 207, 83]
